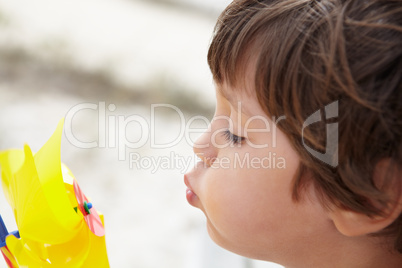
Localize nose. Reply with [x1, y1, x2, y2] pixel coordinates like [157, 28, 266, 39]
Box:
[193, 126, 217, 167]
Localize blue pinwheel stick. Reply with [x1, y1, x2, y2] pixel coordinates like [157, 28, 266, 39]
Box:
[0, 214, 20, 248]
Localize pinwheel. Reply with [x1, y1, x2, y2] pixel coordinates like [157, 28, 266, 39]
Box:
[0, 119, 109, 267]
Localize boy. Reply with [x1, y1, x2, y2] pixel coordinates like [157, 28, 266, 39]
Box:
[184, 0, 402, 267]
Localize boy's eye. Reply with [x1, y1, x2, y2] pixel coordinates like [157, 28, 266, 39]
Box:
[222, 129, 245, 145]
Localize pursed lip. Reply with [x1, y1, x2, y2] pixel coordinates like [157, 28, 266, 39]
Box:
[184, 174, 198, 207]
[184, 161, 205, 207]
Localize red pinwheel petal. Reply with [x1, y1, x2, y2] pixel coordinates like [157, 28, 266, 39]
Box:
[73, 180, 105, 237]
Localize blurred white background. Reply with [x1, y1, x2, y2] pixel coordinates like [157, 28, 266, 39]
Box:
[0, 0, 283, 267]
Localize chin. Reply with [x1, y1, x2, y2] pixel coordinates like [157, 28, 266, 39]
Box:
[205, 220, 248, 258]
[205, 220, 276, 262]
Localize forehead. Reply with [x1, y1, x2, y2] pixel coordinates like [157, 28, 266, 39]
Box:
[216, 81, 264, 118]
[215, 48, 260, 115]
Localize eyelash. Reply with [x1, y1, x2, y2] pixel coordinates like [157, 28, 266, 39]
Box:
[222, 129, 245, 145]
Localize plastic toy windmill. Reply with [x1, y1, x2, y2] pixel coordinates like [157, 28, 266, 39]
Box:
[0, 119, 109, 267]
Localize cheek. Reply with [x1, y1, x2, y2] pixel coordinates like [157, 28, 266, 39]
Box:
[200, 166, 283, 245]
[198, 148, 303, 247]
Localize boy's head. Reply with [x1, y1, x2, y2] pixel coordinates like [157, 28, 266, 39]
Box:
[206, 0, 402, 253]
[185, 0, 402, 266]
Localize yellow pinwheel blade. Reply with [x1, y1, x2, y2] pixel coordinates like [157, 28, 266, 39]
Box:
[5, 215, 109, 268]
[0, 119, 110, 267]
[0, 119, 82, 244]
[33, 119, 82, 232]
[80, 214, 110, 268]
[5, 235, 48, 268]
[14, 145, 83, 244]
[61, 164, 79, 209]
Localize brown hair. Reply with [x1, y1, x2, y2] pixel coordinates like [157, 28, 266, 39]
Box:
[208, 0, 402, 252]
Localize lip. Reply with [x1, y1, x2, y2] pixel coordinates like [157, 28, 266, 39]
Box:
[184, 161, 205, 207]
[184, 174, 198, 207]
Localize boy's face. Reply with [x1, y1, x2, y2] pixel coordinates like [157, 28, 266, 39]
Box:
[184, 79, 334, 262]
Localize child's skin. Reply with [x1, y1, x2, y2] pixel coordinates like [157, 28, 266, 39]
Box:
[184, 57, 402, 267]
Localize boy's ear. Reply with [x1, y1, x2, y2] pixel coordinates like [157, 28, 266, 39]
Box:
[330, 159, 402, 237]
